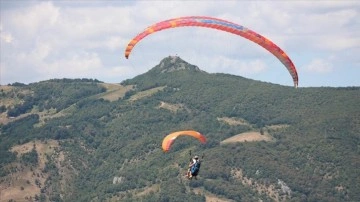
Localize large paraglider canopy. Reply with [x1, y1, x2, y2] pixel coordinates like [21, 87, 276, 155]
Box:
[162, 130, 206, 152]
[125, 16, 298, 88]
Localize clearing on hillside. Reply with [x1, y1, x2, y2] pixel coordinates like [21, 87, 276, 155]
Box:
[217, 117, 251, 126]
[98, 83, 134, 101]
[220, 131, 274, 144]
[230, 168, 291, 202]
[129, 86, 166, 102]
[157, 101, 190, 113]
[193, 187, 235, 202]
[1, 140, 60, 202]
[265, 124, 290, 130]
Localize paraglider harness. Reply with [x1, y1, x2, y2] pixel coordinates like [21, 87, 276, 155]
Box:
[187, 150, 204, 179]
[190, 159, 201, 176]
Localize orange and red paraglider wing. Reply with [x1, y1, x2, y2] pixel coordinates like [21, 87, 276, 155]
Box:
[162, 130, 206, 152]
[125, 16, 298, 87]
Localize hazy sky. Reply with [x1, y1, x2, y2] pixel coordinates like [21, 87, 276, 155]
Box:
[1, 0, 359, 87]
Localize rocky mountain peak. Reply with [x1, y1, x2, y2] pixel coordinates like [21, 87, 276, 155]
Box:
[154, 55, 201, 73]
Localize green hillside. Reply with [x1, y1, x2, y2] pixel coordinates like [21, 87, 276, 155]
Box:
[1, 56, 359, 202]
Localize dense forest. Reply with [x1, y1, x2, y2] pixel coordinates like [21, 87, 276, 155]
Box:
[0, 56, 359, 202]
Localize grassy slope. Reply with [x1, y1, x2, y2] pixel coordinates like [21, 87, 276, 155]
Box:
[0, 60, 359, 201]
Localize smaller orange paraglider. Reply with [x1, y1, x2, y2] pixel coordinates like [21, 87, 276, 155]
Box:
[162, 130, 206, 152]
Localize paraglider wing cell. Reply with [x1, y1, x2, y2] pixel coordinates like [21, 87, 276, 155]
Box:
[162, 130, 206, 152]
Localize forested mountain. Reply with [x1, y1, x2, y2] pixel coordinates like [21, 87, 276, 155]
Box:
[1, 56, 359, 202]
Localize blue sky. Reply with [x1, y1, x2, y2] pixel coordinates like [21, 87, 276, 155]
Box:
[1, 0, 359, 87]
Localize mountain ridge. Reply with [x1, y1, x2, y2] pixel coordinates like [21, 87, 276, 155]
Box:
[0, 57, 359, 202]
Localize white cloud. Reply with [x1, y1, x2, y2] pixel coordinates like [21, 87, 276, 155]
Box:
[105, 36, 125, 51]
[45, 52, 102, 75]
[8, 2, 60, 38]
[197, 55, 268, 76]
[0, 1, 359, 86]
[0, 31, 13, 43]
[0, 24, 13, 43]
[303, 59, 333, 73]
[284, 4, 359, 52]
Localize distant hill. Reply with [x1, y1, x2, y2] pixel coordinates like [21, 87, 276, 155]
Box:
[1, 57, 359, 202]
